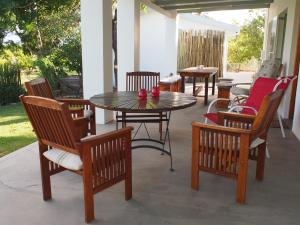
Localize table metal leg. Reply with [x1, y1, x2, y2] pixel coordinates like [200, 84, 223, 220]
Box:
[131, 111, 174, 171]
[116, 112, 119, 130]
[193, 76, 196, 96]
[122, 112, 126, 128]
[205, 78, 209, 105]
[212, 74, 216, 95]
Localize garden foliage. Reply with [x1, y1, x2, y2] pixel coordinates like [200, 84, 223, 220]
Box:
[0, 63, 25, 105]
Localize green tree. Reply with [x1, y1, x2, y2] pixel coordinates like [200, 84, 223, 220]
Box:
[0, 0, 82, 87]
[0, 0, 79, 55]
[228, 13, 265, 64]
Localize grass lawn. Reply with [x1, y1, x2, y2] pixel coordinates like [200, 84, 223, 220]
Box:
[0, 103, 36, 157]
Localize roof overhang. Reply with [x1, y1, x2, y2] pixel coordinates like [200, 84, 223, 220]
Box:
[152, 0, 273, 13]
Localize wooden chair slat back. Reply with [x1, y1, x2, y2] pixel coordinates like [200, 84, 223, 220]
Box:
[20, 96, 79, 154]
[25, 78, 54, 99]
[126, 71, 160, 91]
[251, 90, 284, 139]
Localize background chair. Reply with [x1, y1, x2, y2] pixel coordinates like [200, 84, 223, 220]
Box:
[116, 71, 165, 140]
[20, 95, 132, 223]
[231, 59, 283, 97]
[192, 90, 284, 203]
[25, 77, 96, 135]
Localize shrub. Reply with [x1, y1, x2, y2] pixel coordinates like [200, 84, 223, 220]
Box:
[0, 46, 35, 70]
[34, 56, 67, 89]
[0, 63, 25, 105]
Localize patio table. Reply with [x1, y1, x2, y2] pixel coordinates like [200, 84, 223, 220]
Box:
[90, 91, 197, 171]
[179, 67, 218, 105]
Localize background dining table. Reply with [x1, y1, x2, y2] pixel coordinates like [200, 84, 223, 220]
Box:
[179, 66, 218, 105]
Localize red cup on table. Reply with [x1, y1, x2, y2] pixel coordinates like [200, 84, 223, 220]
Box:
[138, 88, 147, 100]
[151, 86, 160, 97]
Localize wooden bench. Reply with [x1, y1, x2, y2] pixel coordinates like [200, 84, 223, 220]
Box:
[159, 75, 182, 92]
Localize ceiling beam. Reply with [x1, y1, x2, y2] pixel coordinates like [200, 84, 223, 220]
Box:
[177, 3, 270, 13]
[155, 0, 273, 7]
[159, 0, 273, 10]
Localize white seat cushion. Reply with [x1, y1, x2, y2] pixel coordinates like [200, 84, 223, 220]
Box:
[43, 149, 83, 171]
[250, 138, 265, 149]
[84, 109, 93, 118]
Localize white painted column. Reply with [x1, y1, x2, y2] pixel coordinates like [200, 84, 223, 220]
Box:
[81, 0, 113, 124]
[117, 0, 140, 91]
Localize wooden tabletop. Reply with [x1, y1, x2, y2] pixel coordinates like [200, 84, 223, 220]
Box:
[90, 91, 197, 113]
[180, 66, 218, 73]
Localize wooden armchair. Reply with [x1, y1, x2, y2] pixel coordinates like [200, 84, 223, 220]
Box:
[25, 77, 96, 135]
[191, 90, 284, 203]
[20, 95, 133, 223]
[116, 71, 165, 139]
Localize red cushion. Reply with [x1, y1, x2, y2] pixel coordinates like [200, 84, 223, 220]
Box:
[203, 113, 219, 123]
[241, 77, 288, 115]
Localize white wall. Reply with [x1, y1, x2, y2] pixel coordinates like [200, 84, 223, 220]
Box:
[266, 0, 300, 119]
[140, 11, 239, 78]
[140, 9, 177, 77]
[268, 0, 300, 139]
[267, 0, 299, 75]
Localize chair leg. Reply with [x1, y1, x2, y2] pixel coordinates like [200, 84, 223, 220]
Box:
[39, 143, 52, 201]
[82, 155, 94, 223]
[236, 170, 247, 204]
[236, 142, 249, 203]
[256, 143, 266, 181]
[125, 148, 132, 201]
[159, 113, 163, 140]
[191, 128, 200, 190]
[278, 112, 286, 138]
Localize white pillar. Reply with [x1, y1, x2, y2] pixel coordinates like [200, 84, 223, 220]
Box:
[117, 0, 140, 91]
[81, 0, 113, 124]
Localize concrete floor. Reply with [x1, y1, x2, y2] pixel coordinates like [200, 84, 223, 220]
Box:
[1, 96, 300, 225]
